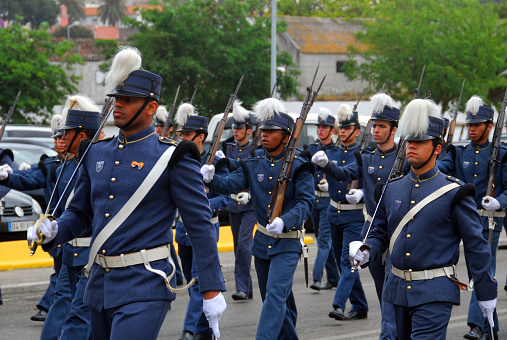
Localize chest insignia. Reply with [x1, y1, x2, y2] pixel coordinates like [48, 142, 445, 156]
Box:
[368, 166, 374, 174]
[131, 161, 144, 170]
[463, 161, 469, 169]
[394, 200, 401, 210]
[96, 161, 104, 173]
[257, 174, 264, 182]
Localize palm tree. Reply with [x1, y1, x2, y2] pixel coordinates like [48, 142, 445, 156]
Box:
[59, 0, 84, 24]
[98, 0, 126, 27]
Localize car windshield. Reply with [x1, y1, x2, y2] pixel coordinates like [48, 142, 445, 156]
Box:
[11, 148, 57, 165]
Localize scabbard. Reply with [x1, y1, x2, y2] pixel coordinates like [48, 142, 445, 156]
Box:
[302, 244, 309, 288]
[487, 217, 495, 246]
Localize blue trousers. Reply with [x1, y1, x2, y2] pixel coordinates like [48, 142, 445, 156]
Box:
[41, 265, 72, 340]
[90, 300, 171, 340]
[230, 209, 256, 294]
[311, 206, 339, 284]
[329, 219, 368, 313]
[254, 252, 299, 340]
[393, 301, 453, 340]
[467, 229, 500, 333]
[59, 274, 91, 340]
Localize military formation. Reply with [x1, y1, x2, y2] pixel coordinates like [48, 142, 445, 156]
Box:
[0, 46, 504, 340]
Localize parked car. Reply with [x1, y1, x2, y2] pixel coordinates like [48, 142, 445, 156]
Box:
[2, 125, 54, 149]
[0, 189, 42, 242]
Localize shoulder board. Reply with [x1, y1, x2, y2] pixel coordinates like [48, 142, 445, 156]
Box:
[158, 136, 178, 145]
[444, 174, 464, 185]
[93, 135, 114, 144]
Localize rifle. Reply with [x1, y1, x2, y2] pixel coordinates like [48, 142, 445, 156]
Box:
[162, 86, 180, 138]
[189, 87, 198, 104]
[485, 85, 507, 246]
[413, 65, 426, 99]
[0, 91, 21, 142]
[205, 75, 244, 165]
[441, 80, 465, 157]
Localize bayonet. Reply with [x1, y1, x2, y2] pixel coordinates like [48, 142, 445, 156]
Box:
[0, 91, 21, 142]
[413, 65, 426, 99]
[162, 86, 180, 138]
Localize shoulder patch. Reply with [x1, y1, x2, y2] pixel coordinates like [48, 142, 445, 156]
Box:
[93, 135, 114, 144]
[444, 174, 464, 185]
[158, 136, 178, 145]
[168, 140, 200, 169]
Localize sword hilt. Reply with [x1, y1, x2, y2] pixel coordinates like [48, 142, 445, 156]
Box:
[28, 214, 56, 256]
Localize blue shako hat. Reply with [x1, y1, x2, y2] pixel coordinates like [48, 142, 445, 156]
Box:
[254, 98, 294, 132]
[107, 70, 162, 102]
[400, 99, 444, 141]
[370, 93, 400, 122]
[175, 103, 208, 132]
[465, 96, 493, 124]
[154, 115, 165, 127]
[317, 107, 336, 127]
[336, 104, 357, 128]
[231, 101, 252, 129]
[62, 110, 100, 130]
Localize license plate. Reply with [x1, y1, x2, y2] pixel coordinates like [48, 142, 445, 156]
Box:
[8, 221, 34, 232]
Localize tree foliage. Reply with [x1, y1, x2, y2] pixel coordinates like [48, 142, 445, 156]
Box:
[343, 0, 507, 111]
[53, 25, 94, 39]
[277, 0, 375, 18]
[0, 0, 60, 28]
[125, 0, 300, 116]
[59, 0, 85, 24]
[0, 22, 83, 123]
[98, 0, 127, 26]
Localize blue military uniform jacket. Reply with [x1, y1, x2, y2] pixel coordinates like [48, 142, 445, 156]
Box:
[222, 139, 254, 213]
[307, 141, 333, 210]
[175, 150, 230, 246]
[45, 126, 226, 311]
[207, 148, 314, 259]
[366, 166, 497, 307]
[0, 148, 13, 198]
[438, 141, 507, 232]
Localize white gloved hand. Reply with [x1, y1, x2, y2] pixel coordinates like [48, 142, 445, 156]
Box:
[311, 151, 328, 168]
[349, 240, 370, 267]
[18, 162, 32, 171]
[479, 298, 497, 328]
[346, 189, 364, 204]
[203, 292, 227, 338]
[0, 164, 13, 180]
[216, 150, 225, 159]
[266, 217, 284, 236]
[237, 192, 250, 205]
[317, 179, 328, 192]
[30, 218, 58, 244]
[201, 164, 215, 184]
[482, 196, 501, 211]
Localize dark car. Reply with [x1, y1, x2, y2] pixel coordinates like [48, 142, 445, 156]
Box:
[0, 188, 42, 242]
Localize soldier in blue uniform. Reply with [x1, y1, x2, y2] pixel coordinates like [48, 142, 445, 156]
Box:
[312, 93, 402, 338]
[174, 102, 230, 340]
[29, 47, 227, 340]
[219, 101, 257, 301]
[352, 98, 497, 340]
[201, 98, 314, 340]
[307, 107, 340, 291]
[154, 105, 174, 137]
[323, 104, 369, 320]
[437, 95, 506, 340]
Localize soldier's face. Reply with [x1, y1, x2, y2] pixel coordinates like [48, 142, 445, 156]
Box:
[317, 125, 333, 140]
[233, 127, 251, 142]
[372, 120, 395, 144]
[467, 122, 492, 143]
[113, 96, 157, 132]
[406, 140, 440, 168]
[155, 126, 163, 135]
[62, 129, 82, 155]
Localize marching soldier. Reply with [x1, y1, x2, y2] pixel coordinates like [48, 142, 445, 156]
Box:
[438, 96, 507, 340]
[352, 98, 497, 340]
[174, 102, 230, 340]
[29, 47, 226, 340]
[201, 98, 314, 339]
[219, 101, 256, 301]
[325, 104, 368, 320]
[154, 105, 174, 137]
[307, 107, 340, 291]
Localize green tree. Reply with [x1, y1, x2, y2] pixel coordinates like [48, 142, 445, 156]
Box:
[0, 0, 59, 28]
[275, 0, 377, 18]
[98, 0, 126, 26]
[53, 25, 94, 39]
[59, 0, 85, 24]
[0, 21, 83, 123]
[126, 0, 299, 116]
[344, 0, 507, 111]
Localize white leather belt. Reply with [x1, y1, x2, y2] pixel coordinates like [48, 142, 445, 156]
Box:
[256, 223, 303, 239]
[330, 199, 364, 211]
[391, 264, 455, 282]
[94, 245, 170, 269]
[68, 237, 91, 248]
[477, 209, 506, 218]
[315, 191, 330, 198]
[179, 215, 219, 225]
[231, 194, 238, 201]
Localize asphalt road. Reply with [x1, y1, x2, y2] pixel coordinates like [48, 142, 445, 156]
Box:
[1, 240, 506, 340]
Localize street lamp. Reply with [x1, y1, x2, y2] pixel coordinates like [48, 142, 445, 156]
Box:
[67, 21, 80, 40]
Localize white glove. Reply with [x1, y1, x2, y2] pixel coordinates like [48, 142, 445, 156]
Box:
[203, 292, 227, 338]
[346, 189, 364, 204]
[349, 240, 370, 267]
[201, 164, 215, 184]
[18, 162, 31, 171]
[482, 196, 501, 211]
[478, 298, 496, 328]
[216, 150, 225, 159]
[317, 179, 328, 192]
[266, 217, 284, 236]
[30, 218, 58, 244]
[0, 164, 13, 180]
[311, 150, 328, 168]
[237, 192, 250, 205]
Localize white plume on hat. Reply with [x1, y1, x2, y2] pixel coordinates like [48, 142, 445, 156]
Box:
[156, 105, 168, 123]
[253, 98, 286, 122]
[371, 93, 395, 113]
[175, 103, 196, 127]
[50, 114, 61, 134]
[465, 95, 483, 114]
[336, 104, 352, 123]
[59, 94, 98, 129]
[399, 98, 441, 138]
[105, 46, 142, 93]
[233, 100, 250, 123]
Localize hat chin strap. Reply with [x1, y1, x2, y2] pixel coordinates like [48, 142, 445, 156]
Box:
[377, 123, 395, 146]
[265, 131, 287, 153]
[122, 98, 151, 130]
[412, 142, 438, 170]
[341, 126, 357, 145]
[66, 128, 82, 155]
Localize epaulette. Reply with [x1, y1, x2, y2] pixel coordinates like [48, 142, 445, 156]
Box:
[451, 183, 475, 209]
[93, 135, 114, 144]
[444, 174, 464, 185]
[38, 154, 50, 177]
[293, 161, 315, 182]
[158, 136, 178, 145]
[168, 140, 200, 169]
[0, 149, 14, 162]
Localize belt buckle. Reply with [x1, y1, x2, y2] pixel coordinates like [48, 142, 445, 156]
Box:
[97, 254, 109, 270]
[403, 270, 412, 282]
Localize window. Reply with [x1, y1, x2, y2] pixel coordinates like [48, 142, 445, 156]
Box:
[336, 62, 345, 73]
